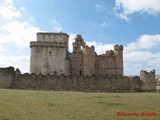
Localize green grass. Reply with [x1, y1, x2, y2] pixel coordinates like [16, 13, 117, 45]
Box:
[0, 89, 160, 120]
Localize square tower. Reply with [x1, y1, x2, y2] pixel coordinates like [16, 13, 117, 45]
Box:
[30, 32, 69, 75]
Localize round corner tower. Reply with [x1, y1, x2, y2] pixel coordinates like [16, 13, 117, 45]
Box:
[114, 45, 123, 76]
[30, 32, 69, 75]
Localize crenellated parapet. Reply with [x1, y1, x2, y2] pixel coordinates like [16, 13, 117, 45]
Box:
[83, 45, 95, 54]
[30, 41, 67, 48]
[37, 32, 69, 43]
[97, 50, 115, 57]
[106, 50, 115, 56]
[98, 45, 123, 57]
[114, 45, 123, 51]
[140, 69, 156, 91]
[1, 67, 154, 92]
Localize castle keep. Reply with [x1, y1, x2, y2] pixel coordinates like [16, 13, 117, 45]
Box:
[30, 32, 123, 76]
[30, 32, 69, 76]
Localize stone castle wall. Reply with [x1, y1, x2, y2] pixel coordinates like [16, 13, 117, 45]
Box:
[140, 69, 156, 91]
[0, 67, 15, 88]
[30, 33, 124, 76]
[69, 35, 123, 76]
[0, 67, 157, 92]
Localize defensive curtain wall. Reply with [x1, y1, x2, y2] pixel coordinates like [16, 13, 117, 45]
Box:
[0, 67, 156, 92]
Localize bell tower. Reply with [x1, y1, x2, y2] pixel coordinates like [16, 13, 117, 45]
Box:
[73, 35, 86, 52]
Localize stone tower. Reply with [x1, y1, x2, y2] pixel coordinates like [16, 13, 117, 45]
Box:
[30, 32, 69, 75]
[114, 45, 123, 75]
[72, 35, 86, 52]
[83, 45, 96, 76]
[69, 35, 85, 75]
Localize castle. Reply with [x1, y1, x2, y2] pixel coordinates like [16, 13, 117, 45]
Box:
[0, 32, 157, 92]
[30, 32, 123, 76]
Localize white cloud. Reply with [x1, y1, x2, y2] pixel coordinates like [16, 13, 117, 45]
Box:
[0, 20, 40, 48]
[149, 55, 160, 68]
[50, 19, 62, 32]
[135, 64, 143, 72]
[68, 33, 76, 52]
[4, 0, 13, 6]
[0, 0, 40, 48]
[124, 34, 160, 62]
[51, 19, 60, 26]
[95, 4, 106, 12]
[114, 11, 129, 21]
[0, 0, 23, 20]
[114, 0, 160, 20]
[86, 41, 114, 55]
[138, 34, 160, 49]
[125, 34, 160, 52]
[54, 26, 62, 32]
[0, 44, 5, 52]
[123, 34, 160, 75]
[124, 51, 154, 62]
[0, 0, 40, 73]
[100, 21, 112, 28]
[100, 21, 106, 27]
[0, 54, 29, 73]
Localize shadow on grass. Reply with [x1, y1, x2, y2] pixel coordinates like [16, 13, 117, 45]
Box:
[95, 96, 107, 99]
[97, 102, 125, 106]
[95, 95, 122, 99]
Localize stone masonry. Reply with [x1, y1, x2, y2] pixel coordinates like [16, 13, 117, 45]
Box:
[0, 32, 157, 92]
[30, 32, 123, 76]
[0, 67, 157, 92]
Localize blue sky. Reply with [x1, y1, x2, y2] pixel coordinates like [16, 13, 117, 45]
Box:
[0, 0, 160, 75]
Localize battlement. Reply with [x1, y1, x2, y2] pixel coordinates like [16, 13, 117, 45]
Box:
[37, 32, 69, 43]
[0, 67, 156, 92]
[114, 45, 123, 51]
[97, 50, 115, 57]
[106, 50, 114, 56]
[30, 41, 67, 48]
[140, 69, 155, 82]
[140, 69, 156, 91]
[83, 45, 95, 53]
[97, 45, 123, 57]
[37, 32, 69, 36]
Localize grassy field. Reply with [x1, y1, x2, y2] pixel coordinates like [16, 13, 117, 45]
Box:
[0, 89, 159, 120]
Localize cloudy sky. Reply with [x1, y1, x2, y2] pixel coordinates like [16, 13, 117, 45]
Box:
[0, 0, 160, 75]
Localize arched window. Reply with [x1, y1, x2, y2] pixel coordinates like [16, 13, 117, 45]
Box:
[80, 46, 83, 50]
[75, 44, 78, 50]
